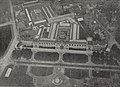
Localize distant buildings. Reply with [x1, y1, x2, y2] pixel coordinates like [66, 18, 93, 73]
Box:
[5, 68, 12, 78]
[24, 0, 38, 4]
[13, 1, 109, 53]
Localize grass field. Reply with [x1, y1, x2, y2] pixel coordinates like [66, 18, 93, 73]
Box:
[0, 25, 12, 58]
[63, 53, 88, 63]
[34, 52, 59, 62]
[115, 27, 120, 45]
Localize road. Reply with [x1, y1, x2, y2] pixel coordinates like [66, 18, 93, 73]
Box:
[0, 0, 120, 77]
[0, 22, 13, 27]
[0, 0, 17, 76]
[16, 60, 120, 72]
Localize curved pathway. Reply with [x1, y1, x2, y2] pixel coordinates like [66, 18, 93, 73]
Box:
[0, 0, 18, 76]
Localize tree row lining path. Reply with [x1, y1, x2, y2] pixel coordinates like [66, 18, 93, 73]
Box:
[16, 61, 120, 72]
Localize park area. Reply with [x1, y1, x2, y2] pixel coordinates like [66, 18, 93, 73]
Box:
[34, 52, 59, 62]
[0, 0, 11, 24]
[63, 53, 88, 63]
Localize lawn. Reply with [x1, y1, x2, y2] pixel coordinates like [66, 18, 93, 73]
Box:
[0, 25, 12, 58]
[63, 53, 88, 63]
[30, 66, 54, 76]
[92, 70, 111, 78]
[34, 52, 59, 62]
[11, 49, 22, 59]
[115, 27, 120, 45]
[91, 51, 119, 66]
[110, 44, 120, 62]
[64, 68, 89, 79]
[12, 0, 24, 5]
[0, 65, 34, 87]
[11, 49, 33, 60]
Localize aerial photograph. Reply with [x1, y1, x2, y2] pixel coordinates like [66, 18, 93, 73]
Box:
[0, 0, 120, 87]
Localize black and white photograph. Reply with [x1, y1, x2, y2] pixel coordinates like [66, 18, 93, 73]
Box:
[0, 0, 120, 87]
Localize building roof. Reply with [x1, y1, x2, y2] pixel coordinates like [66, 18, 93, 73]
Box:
[48, 13, 76, 23]
[24, 0, 38, 4]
